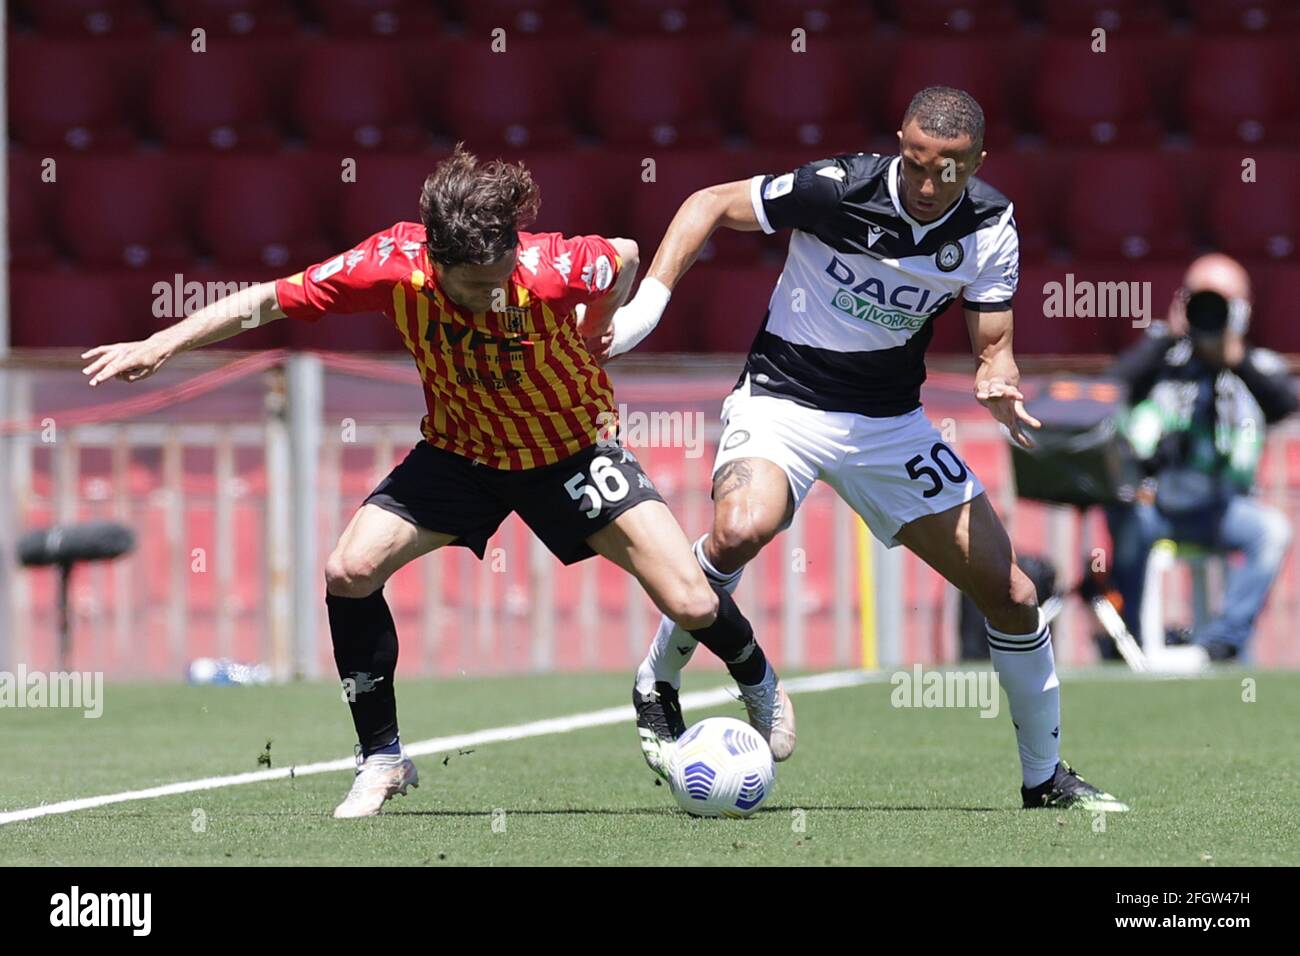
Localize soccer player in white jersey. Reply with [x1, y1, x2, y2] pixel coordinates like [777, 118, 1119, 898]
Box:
[604, 87, 1128, 811]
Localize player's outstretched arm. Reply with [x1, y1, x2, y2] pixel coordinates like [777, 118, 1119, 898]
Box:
[966, 305, 1041, 449]
[607, 180, 758, 357]
[643, 179, 761, 291]
[82, 281, 286, 386]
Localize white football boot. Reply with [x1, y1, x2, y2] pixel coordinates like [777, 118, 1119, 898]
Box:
[738, 664, 796, 761]
[333, 749, 419, 819]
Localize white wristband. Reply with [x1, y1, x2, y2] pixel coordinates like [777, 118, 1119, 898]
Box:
[609, 277, 671, 357]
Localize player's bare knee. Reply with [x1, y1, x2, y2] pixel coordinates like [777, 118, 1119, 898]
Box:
[324, 549, 384, 598]
[980, 568, 1040, 634]
[710, 513, 776, 571]
[664, 579, 719, 631]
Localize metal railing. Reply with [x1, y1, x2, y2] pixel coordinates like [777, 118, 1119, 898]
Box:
[2, 353, 1296, 677]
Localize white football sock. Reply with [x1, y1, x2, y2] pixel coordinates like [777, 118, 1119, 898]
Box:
[635, 535, 743, 695]
[986, 610, 1061, 788]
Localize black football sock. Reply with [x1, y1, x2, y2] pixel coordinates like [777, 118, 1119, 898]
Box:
[327, 589, 400, 756]
[685, 585, 769, 686]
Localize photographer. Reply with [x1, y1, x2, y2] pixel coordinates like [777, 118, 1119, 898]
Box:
[1105, 254, 1297, 661]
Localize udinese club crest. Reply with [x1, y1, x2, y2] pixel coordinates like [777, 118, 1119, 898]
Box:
[936, 241, 964, 272]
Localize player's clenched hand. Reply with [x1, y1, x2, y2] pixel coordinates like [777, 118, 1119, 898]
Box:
[584, 325, 616, 364]
[81, 338, 172, 387]
[975, 377, 1041, 449]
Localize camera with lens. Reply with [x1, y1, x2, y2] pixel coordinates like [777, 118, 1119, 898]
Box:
[1184, 289, 1249, 339]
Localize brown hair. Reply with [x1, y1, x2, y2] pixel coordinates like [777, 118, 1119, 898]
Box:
[419, 143, 540, 268]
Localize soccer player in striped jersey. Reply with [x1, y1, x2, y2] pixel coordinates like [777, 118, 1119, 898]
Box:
[607, 88, 1128, 812]
[81, 145, 785, 817]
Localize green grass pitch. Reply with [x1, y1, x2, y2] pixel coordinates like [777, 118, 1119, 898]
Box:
[1, 670, 1296, 866]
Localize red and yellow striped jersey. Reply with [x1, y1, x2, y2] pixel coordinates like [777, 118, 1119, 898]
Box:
[276, 222, 622, 470]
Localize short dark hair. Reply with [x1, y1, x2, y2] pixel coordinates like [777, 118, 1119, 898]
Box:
[420, 143, 540, 268]
[902, 87, 985, 154]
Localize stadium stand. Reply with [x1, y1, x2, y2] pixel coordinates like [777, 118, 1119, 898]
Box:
[590, 38, 729, 147]
[887, 36, 1015, 147]
[1039, 0, 1171, 31]
[314, 0, 443, 35]
[1032, 37, 1164, 146]
[1062, 150, 1194, 260]
[740, 0, 876, 34]
[1184, 36, 1300, 145]
[20, 0, 158, 36]
[891, 0, 1019, 33]
[6, 0, 1300, 358]
[150, 39, 283, 150]
[294, 39, 429, 150]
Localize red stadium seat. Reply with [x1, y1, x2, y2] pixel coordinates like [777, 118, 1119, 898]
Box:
[55, 154, 202, 269]
[1040, 0, 1170, 31]
[689, 265, 783, 353]
[311, 0, 442, 35]
[628, 288, 700, 352]
[438, 39, 578, 148]
[740, 0, 876, 34]
[1008, 261, 1126, 354]
[892, 0, 1019, 33]
[974, 150, 1053, 260]
[337, 153, 447, 241]
[741, 37, 867, 150]
[748, 145, 838, 175]
[294, 40, 429, 149]
[1109, 259, 1195, 351]
[448, 0, 587, 35]
[598, 0, 732, 35]
[8, 152, 59, 269]
[19, 0, 156, 35]
[1207, 151, 1300, 261]
[281, 309, 404, 351]
[159, 0, 299, 36]
[7, 38, 141, 149]
[1063, 151, 1193, 260]
[199, 157, 338, 269]
[149, 40, 281, 150]
[501, 150, 623, 240]
[591, 39, 725, 147]
[625, 296, 699, 352]
[1033, 37, 1164, 145]
[888, 37, 1015, 147]
[1185, 38, 1300, 145]
[10, 271, 156, 348]
[1187, 0, 1300, 32]
[1252, 264, 1300, 353]
[924, 300, 973, 354]
[622, 149, 762, 265]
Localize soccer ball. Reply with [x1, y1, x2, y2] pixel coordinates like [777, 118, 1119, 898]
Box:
[667, 716, 775, 818]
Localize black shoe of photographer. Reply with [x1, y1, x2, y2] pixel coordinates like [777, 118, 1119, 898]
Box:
[1203, 639, 1240, 663]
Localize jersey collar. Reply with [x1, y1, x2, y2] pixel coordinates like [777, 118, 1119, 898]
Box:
[887, 156, 965, 245]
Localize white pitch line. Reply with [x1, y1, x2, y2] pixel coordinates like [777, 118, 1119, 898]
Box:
[0, 668, 885, 827]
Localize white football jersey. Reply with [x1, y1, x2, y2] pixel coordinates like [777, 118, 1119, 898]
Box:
[743, 153, 1020, 416]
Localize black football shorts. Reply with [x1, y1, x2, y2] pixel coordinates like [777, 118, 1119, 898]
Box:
[363, 439, 666, 565]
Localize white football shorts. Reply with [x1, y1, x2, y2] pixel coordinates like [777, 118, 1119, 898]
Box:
[713, 374, 986, 547]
